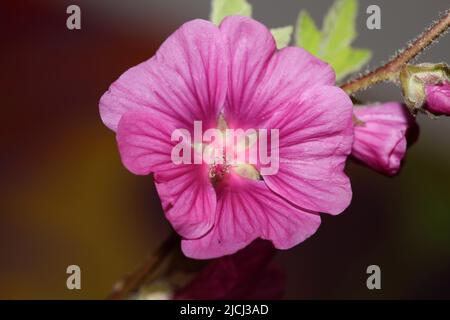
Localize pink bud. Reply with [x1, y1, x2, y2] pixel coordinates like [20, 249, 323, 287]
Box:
[425, 83, 450, 115]
[352, 103, 418, 176]
[400, 63, 450, 114]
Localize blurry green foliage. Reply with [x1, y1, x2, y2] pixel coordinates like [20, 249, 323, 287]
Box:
[296, 0, 372, 81]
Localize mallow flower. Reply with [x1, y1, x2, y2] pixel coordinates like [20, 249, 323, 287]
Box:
[425, 83, 450, 115]
[352, 103, 418, 176]
[100, 16, 354, 259]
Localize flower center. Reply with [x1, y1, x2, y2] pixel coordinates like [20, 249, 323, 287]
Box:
[209, 162, 231, 184]
[202, 115, 261, 184]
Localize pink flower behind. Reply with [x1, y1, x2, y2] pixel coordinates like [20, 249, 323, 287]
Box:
[425, 83, 450, 115]
[100, 17, 354, 259]
[352, 103, 418, 176]
[174, 239, 285, 300]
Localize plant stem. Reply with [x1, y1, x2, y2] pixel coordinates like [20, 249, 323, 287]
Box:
[107, 232, 178, 300]
[341, 10, 450, 95]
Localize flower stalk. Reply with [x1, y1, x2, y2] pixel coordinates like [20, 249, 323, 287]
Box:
[341, 10, 450, 95]
[107, 233, 178, 300]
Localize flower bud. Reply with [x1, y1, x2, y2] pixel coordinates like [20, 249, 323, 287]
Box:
[400, 63, 450, 114]
[425, 82, 450, 115]
[131, 280, 173, 300]
[352, 103, 418, 176]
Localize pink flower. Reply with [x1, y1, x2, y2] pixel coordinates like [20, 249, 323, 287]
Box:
[425, 83, 450, 115]
[352, 103, 418, 176]
[174, 239, 285, 300]
[100, 17, 354, 259]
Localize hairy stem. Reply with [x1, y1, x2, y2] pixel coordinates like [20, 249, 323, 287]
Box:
[341, 10, 450, 95]
[107, 232, 178, 300]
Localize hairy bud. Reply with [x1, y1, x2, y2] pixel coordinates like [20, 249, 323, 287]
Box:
[400, 63, 450, 115]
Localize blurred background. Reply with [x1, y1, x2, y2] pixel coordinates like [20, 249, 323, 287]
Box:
[1, 0, 449, 299]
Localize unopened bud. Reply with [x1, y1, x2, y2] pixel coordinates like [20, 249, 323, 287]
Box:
[425, 83, 450, 115]
[400, 63, 450, 115]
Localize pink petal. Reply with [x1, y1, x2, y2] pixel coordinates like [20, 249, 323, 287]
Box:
[181, 174, 321, 259]
[100, 19, 228, 132]
[352, 102, 416, 176]
[262, 86, 354, 215]
[219, 16, 335, 128]
[155, 164, 216, 239]
[117, 111, 216, 239]
[425, 83, 450, 115]
[219, 16, 276, 128]
[242, 47, 336, 128]
[116, 111, 178, 175]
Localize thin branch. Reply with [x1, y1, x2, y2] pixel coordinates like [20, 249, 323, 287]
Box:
[341, 10, 450, 95]
[107, 232, 179, 300]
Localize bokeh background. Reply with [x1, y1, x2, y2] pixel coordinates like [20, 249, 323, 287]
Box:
[1, 0, 450, 299]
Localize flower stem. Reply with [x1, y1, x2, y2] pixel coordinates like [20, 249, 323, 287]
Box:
[341, 10, 450, 95]
[107, 232, 178, 300]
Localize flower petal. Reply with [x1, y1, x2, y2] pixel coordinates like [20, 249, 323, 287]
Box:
[117, 111, 177, 175]
[219, 16, 276, 128]
[182, 174, 321, 259]
[117, 111, 216, 239]
[262, 86, 354, 215]
[219, 17, 335, 128]
[100, 19, 228, 132]
[352, 102, 416, 176]
[155, 164, 216, 240]
[241, 47, 336, 128]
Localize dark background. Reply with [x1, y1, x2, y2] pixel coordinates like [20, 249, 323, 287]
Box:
[1, 0, 449, 299]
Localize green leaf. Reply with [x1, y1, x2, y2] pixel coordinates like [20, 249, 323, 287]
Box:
[321, 0, 357, 55]
[295, 0, 372, 81]
[326, 48, 372, 80]
[210, 0, 252, 25]
[270, 26, 294, 49]
[296, 11, 322, 56]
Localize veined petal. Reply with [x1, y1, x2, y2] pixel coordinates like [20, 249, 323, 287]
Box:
[155, 164, 216, 240]
[117, 111, 178, 175]
[219, 16, 335, 128]
[117, 111, 216, 239]
[182, 174, 321, 259]
[352, 102, 417, 176]
[241, 47, 336, 128]
[262, 86, 354, 215]
[100, 19, 228, 132]
[219, 16, 276, 129]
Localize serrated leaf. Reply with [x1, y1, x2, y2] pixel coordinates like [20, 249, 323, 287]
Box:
[294, 0, 372, 81]
[210, 0, 252, 25]
[326, 48, 372, 80]
[296, 11, 322, 55]
[271, 26, 294, 49]
[321, 0, 357, 55]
